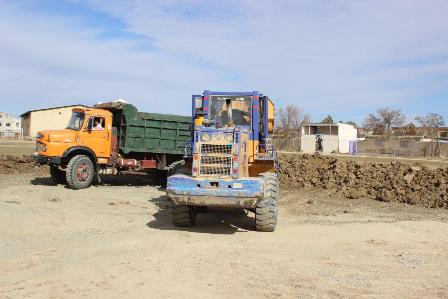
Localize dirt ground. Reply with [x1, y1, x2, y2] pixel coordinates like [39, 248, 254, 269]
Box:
[1, 169, 448, 298]
[280, 153, 448, 208]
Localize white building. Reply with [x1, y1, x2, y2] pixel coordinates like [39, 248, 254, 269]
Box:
[0, 112, 22, 137]
[20, 105, 89, 137]
[301, 123, 357, 154]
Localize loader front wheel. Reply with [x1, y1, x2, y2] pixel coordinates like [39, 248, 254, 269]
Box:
[255, 172, 278, 232]
[66, 155, 94, 190]
[172, 204, 197, 227]
[50, 165, 66, 185]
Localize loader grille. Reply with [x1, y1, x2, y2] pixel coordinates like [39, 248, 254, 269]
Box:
[199, 144, 232, 176]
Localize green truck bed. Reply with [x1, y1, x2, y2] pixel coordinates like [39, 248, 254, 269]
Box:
[95, 102, 191, 155]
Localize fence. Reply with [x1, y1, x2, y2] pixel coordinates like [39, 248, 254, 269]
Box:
[356, 139, 448, 158]
[0, 134, 25, 141]
[273, 137, 301, 152]
[273, 136, 448, 158]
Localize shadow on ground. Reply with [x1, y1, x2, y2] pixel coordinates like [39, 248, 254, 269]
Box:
[30, 177, 56, 186]
[30, 174, 163, 188]
[146, 195, 256, 235]
[100, 175, 156, 187]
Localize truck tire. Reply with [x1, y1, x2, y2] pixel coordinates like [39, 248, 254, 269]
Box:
[255, 172, 278, 232]
[65, 155, 94, 190]
[172, 204, 197, 227]
[50, 166, 66, 184]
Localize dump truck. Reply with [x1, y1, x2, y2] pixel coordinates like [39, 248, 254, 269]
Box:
[166, 91, 279, 231]
[33, 101, 191, 189]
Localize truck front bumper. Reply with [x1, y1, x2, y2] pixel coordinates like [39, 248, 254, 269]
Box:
[166, 175, 264, 208]
[32, 153, 62, 165]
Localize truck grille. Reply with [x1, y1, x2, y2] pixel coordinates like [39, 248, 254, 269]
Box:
[199, 144, 232, 176]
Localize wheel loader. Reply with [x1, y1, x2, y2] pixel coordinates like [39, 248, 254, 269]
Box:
[166, 91, 279, 231]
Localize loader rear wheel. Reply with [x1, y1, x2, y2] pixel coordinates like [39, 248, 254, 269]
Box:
[50, 165, 66, 185]
[255, 172, 278, 232]
[66, 155, 94, 190]
[172, 204, 197, 227]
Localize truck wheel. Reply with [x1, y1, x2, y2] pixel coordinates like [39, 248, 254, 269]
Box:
[255, 172, 278, 232]
[50, 166, 66, 184]
[172, 205, 197, 227]
[66, 155, 94, 190]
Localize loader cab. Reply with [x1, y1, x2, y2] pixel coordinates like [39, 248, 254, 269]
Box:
[190, 91, 276, 178]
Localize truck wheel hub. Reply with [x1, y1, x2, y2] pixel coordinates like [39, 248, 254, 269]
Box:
[76, 163, 90, 181]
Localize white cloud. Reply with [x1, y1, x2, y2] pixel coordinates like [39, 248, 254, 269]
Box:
[0, 0, 447, 122]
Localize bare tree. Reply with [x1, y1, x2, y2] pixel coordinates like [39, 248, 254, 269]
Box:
[377, 108, 405, 135]
[394, 123, 417, 136]
[363, 113, 384, 135]
[415, 113, 445, 157]
[302, 113, 312, 124]
[321, 115, 334, 124]
[363, 108, 406, 136]
[345, 121, 358, 128]
[276, 104, 302, 130]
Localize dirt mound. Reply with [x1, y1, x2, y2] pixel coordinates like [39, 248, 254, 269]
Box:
[0, 155, 46, 175]
[279, 154, 448, 208]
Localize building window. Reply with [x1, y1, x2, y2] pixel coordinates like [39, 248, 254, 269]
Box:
[6, 123, 11, 127]
[16, 123, 20, 127]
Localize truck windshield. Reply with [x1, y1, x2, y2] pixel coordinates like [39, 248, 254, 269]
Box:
[209, 95, 252, 127]
[66, 112, 85, 130]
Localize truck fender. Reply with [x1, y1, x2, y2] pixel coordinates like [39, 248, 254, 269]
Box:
[62, 146, 97, 167]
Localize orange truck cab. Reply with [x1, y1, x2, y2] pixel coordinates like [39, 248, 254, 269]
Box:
[33, 102, 191, 189]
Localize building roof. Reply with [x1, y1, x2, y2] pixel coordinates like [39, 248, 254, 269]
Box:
[20, 104, 90, 117]
[302, 123, 349, 127]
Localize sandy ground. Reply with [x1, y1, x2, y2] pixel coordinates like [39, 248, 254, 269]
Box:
[1, 172, 448, 298]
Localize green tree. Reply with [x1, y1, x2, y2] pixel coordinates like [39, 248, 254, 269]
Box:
[321, 115, 334, 123]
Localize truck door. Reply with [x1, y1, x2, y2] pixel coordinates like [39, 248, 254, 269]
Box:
[82, 116, 110, 157]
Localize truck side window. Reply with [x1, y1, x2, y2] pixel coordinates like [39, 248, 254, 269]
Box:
[93, 117, 105, 130]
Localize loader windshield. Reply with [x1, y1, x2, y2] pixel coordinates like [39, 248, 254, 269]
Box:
[209, 95, 252, 127]
[66, 112, 85, 131]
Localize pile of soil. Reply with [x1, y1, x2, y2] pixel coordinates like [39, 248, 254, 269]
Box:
[279, 154, 448, 208]
[0, 155, 46, 175]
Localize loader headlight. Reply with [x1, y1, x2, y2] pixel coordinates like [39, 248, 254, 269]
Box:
[201, 132, 211, 142]
[211, 133, 224, 142]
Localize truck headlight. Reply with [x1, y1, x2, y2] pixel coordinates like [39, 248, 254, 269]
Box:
[36, 142, 47, 152]
[201, 132, 211, 142]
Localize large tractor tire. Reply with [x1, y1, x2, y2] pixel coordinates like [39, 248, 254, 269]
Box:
[172, 204, 197, 227]
[255, 172, 278, 232]
[148, 169, 167, 187]
[65, 155, 95, 190]
[50, 165, 66, 185]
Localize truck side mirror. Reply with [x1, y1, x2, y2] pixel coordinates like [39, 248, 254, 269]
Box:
[86, 117, 94, 131]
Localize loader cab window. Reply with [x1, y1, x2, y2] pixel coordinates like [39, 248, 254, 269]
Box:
[209, 95, 252, 127]
[67, 112, 85, 131]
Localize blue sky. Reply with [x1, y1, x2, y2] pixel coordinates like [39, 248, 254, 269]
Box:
[0, 0, 447, 125]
